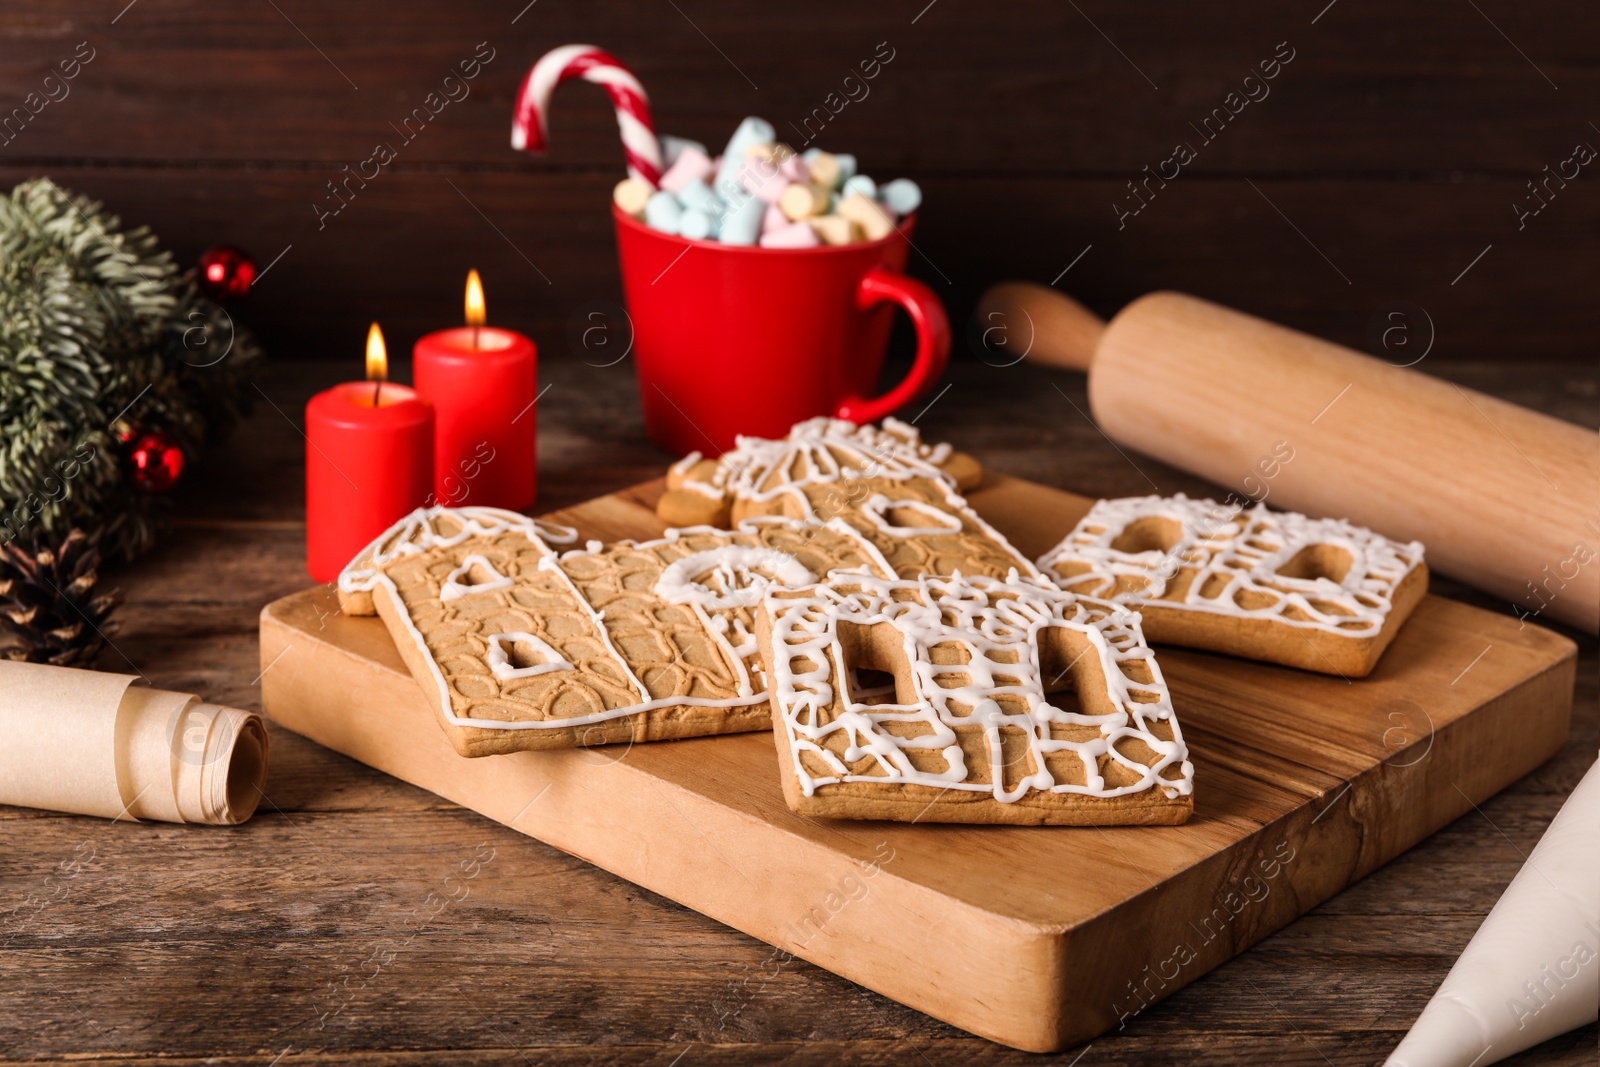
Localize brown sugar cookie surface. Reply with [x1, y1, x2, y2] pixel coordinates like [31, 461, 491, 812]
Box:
[660, 417, 1033, 581]
[1037, 494, 1428, 677]
[759, 571, 1194, 826]
[338, 506, 891, 756]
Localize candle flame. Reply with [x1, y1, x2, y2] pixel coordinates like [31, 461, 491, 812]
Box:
[365, 322, 387, 381]
[465, 269, 486, 329]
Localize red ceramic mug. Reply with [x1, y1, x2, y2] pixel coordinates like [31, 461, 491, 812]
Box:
[612, 204, 950, 456]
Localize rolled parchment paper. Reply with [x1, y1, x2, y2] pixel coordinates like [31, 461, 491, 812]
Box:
[1387, 756, 1600, 1066]
[0, 661, 269, 825]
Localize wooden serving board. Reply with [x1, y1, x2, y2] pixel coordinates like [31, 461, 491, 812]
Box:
[258, 475, 1577, 1053]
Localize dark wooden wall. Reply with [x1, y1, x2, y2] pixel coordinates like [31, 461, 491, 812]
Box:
[1, 0, 1596, 368]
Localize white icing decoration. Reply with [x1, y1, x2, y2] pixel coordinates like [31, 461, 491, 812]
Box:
[534, 551, 656, 709]
[688, 599, 756, 694]
[683, 479, 728, 500]
[338, 506, 577, 596]
[767, 571, 1193, 805]
[1037, 494, 1425, 638]
[688, 416, 956, 508]
[440, 554, 514, 601]
[654, 546, 817, 610]
[484, 632, 576, 680]
[860, 494, 964, 537]
[669, 451, 726, 500]
[674, 416, 1038, 578]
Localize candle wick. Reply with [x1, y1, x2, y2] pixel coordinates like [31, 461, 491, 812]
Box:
[372, 379, 382, 407]
[472, 324, 480, 351]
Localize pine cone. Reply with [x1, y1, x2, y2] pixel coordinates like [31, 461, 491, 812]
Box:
[0, 528, 121, 667]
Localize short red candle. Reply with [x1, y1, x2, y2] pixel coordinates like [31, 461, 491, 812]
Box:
[414, 326, 537, 511]
[413, 274, 536, 509]
[304, 381, 434, 583]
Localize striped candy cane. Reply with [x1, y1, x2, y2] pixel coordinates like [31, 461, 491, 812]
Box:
[510, 44, 663, 188]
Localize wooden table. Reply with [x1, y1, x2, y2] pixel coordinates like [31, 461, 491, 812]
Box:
[2, 355, 1594, 1066]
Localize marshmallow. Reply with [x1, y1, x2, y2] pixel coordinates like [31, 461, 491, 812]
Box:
[644, 191, 683, 233]
[836, 191, 895, 241]
[762, 202, 790, 235]
[879, 178, 922, 217]
[648, 122, 918, 247]
[660, 135, 707, 168]
[613, 177, 653, 219]
[804, 150, 842, 190]
[745, 141, 795, 164]
[659, 145, 715, 194]
[779, 154, 810, 183]
[740, 159, 791, 204]
[840, 173, 877, 200]
[779, 182, 831, 221]
[760, 219, 820, 249]
[678, 207, 715, 241]
[719, 193, 764, 246]
[712, 169, 747, 204]
[715, 117, 776, 196]
[810, 215, 861, 246]
[677, 177, 723, 215]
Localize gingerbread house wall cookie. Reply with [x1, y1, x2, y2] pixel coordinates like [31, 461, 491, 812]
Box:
[1037, 494, 1428, 677]
[656, 417, 1035, 582]
[758, 571, 1193, 826]
[339, 506, 893, 756]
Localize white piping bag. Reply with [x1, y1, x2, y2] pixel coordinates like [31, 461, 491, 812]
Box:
[1387, 756, 1599, 1066]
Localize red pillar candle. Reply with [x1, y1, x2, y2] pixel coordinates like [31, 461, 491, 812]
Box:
[304, 324, 435, 583]
[413, 270, 537, 511]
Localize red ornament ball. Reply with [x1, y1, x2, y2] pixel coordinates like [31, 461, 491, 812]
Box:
[197, 245, 256, 300]
[126, 432, 186, 493]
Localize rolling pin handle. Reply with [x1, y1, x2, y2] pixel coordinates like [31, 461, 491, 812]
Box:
[976, 281, 1106, 372]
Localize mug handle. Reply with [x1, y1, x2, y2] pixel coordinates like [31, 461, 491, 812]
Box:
[834, 266, 951, 425]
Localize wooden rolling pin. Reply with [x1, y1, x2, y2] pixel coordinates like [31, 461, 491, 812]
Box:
[978, 282, 1599, 632]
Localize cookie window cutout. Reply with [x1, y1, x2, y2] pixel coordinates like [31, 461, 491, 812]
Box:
[760, 572, 1193, 826]
[485, 632, 575, 680]
[1038, 494, 1428, 677]
[440, 554, 515, 601]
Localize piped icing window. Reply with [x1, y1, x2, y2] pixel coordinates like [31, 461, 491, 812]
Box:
[485, 632, 575, 680]
[441, 554, 515, 601]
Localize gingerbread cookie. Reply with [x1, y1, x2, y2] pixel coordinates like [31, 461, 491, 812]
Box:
[656, 416, 1031, 582]
[338, 506, 893, 756]
[1037, 494, 1428, 677]
[757, 571, 1193, 826]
